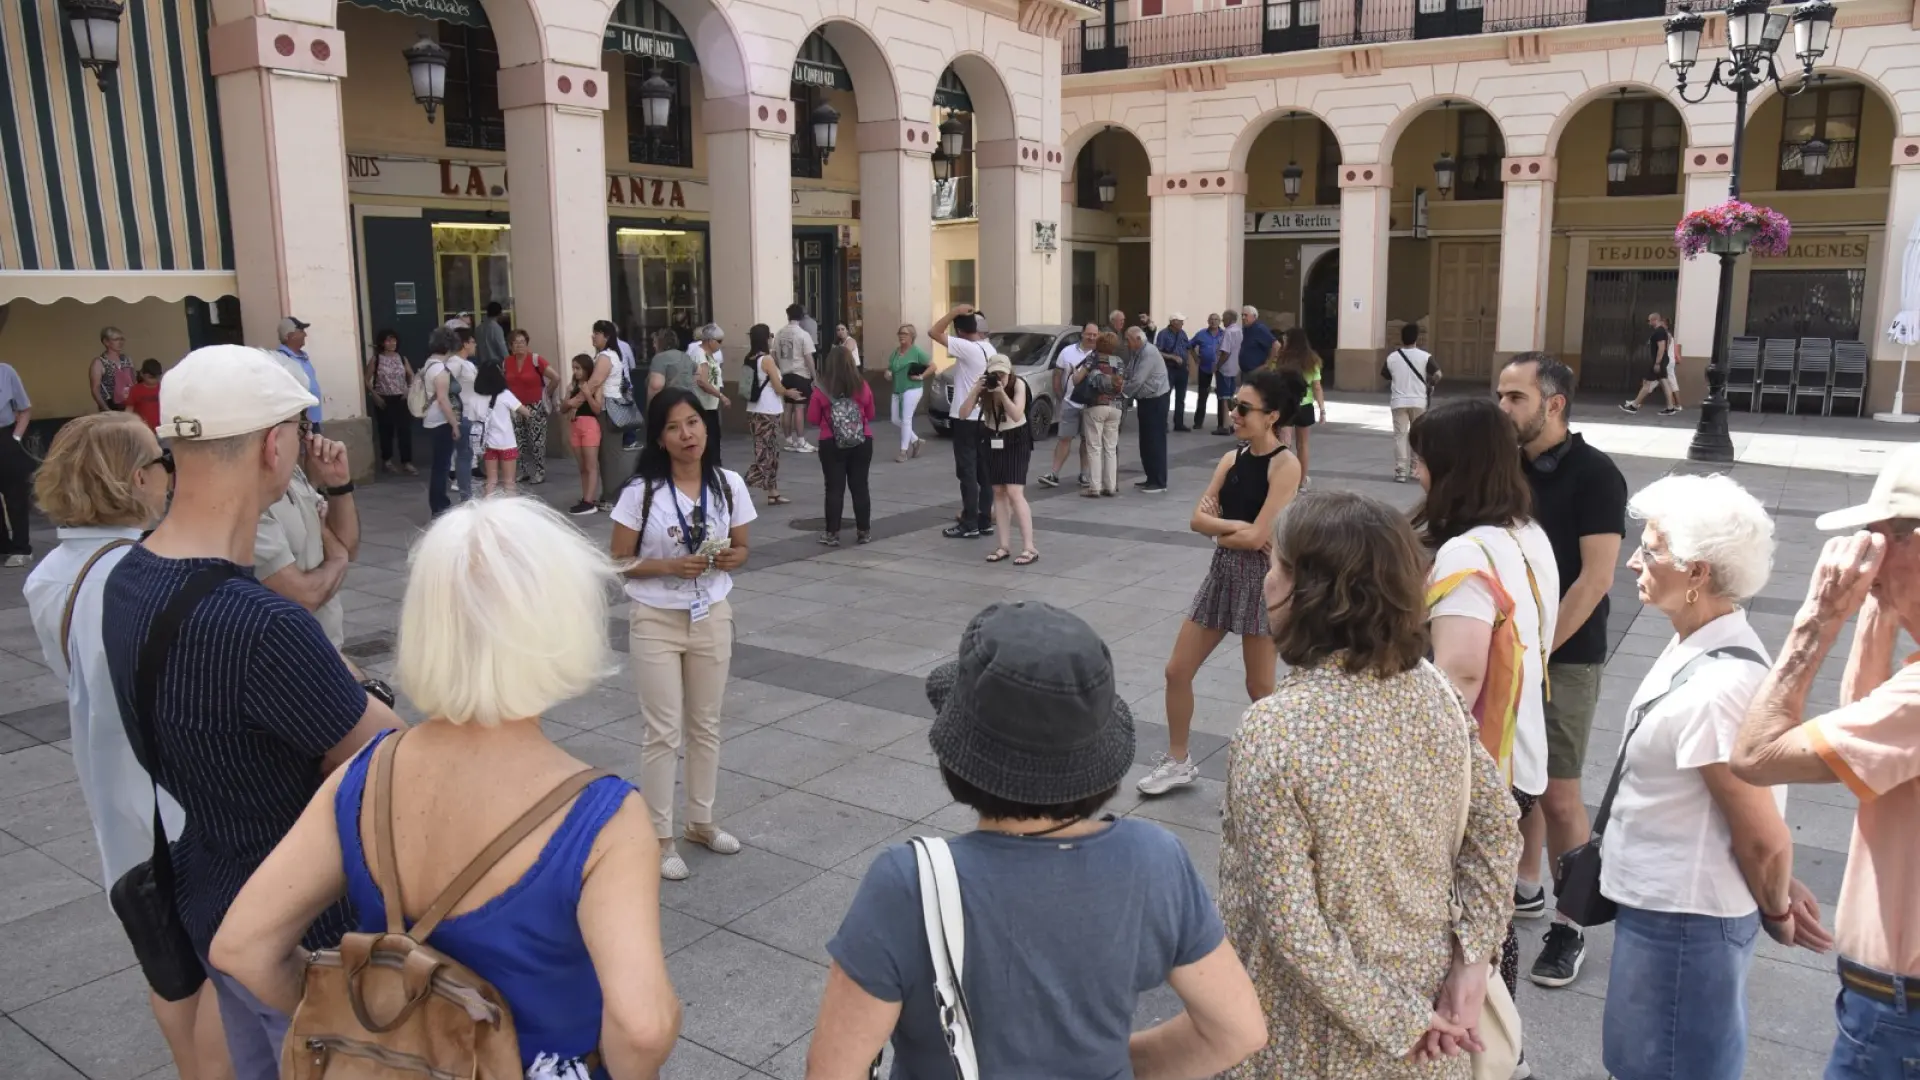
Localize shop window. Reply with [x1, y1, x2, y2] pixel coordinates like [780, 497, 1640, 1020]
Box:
[947, 259, 977, 307]
[1607, 97, 1682, 197]
[441, 23, 504, 152]
[1778, 83, 1861, 191]
[934, 107, 976, 221]
[432, 224, 513, 326]
[626, 60, 693, 168]
[1314, 124, 1341, 205]
[1454, 109, 1504, 201]
[1745, 268, 1866, 340]
[613, 228, 708, 348]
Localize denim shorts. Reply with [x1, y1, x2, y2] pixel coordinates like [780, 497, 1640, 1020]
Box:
[1826, 978, 1920, 1079]
[1602, 904, 1760, 1080]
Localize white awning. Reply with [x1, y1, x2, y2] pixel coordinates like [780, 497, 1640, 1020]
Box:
[0, 271, 239, 307]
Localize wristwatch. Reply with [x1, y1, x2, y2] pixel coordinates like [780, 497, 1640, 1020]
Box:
[319, 481, 355, 498]
[360, 678, 396, 708]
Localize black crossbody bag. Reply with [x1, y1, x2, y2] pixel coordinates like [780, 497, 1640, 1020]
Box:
[1554, 644, 1766, 926]
[110, 565, 243, 1001]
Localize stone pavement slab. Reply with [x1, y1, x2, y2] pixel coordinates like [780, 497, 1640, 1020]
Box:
[3, 401, 1901, 1078]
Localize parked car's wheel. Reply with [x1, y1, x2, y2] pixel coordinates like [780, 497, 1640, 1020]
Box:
[1027, 398, 1054, 441]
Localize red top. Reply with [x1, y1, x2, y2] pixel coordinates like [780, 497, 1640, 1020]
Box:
[125, 380, 161, 430]
[504, 353, 549, 405]
[805, 382, 874, 443]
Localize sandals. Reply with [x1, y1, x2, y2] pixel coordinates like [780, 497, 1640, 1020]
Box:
[766, 493, 792, 505]
[986, 548, 1011, 563]
[1013, 550, 1040, 566]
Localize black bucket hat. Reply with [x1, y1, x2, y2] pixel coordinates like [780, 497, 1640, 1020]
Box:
[926, 601, 1135, 805]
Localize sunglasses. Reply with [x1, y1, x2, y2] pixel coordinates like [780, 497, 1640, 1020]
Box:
[1231, 401, 1267, 416]
[146, 450, 174, 475]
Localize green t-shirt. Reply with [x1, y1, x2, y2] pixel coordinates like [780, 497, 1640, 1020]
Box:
[888, 345, 930, 395]
[1302, 363, 1322, 405]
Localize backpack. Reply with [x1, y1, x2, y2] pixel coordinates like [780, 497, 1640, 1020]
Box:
[285, 730, 608, 1080]
[410, 360, 459, 420]
[827, 394, 866, 448]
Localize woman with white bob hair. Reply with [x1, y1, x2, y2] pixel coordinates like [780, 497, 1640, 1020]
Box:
[1597, 474, 1832, 1080]
[211, 497, 682, 1080]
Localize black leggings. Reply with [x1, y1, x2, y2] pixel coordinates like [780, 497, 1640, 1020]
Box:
[819, 436, 873, 534]
[374, 394, 414, 465]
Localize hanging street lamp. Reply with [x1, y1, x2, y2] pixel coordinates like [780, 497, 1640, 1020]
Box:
[1663, 0, 1835, 461]
[62, 0, 125, 92]
[811, 102, 841, 161]
[637, 72, 674, 132]
[1282, 162, 1304, 203]
[932, 148, 955, 184]
[939, 115, 967, 160]
[403, 34, 450, 124]
[1096, 172, 1117, 206]
[1606, 147, 1631, 185]
[1432, 152, 1456, 197]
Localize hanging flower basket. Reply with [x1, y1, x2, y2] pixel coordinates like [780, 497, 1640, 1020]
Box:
[1675, 200, 1792, 259]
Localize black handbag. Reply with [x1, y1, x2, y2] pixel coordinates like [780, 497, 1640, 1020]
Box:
[110, 564, 242, 1002]
[1555, 644, 1766, 926]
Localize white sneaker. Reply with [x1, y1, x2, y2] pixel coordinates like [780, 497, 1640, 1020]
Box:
[797, 441, 817, 453]
[1136, 753, 1198, 796]
[660, 844, 690, 881]
[2, 554, 29, 568]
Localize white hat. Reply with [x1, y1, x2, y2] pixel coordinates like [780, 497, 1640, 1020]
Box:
[1817, 444, 1920, 531]
[160, 345, 318, 441]
[1168, 312, 1186, 322]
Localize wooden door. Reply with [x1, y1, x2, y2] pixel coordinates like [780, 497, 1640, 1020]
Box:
[1432, 241, 1500, 381]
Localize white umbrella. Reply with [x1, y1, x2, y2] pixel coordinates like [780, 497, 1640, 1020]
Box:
[1876, 213, 1920, 422]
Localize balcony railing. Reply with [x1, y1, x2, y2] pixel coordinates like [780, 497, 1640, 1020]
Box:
[1064, 0, 1729, 74]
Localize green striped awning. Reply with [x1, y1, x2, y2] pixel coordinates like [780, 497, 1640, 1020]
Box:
[0, 0, 230, 274]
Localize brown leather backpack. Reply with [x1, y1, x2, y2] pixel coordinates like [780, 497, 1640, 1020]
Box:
[284, 730, 607, 1080]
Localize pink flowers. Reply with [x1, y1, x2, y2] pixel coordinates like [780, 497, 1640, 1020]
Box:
[1675, 199, 1792, 258]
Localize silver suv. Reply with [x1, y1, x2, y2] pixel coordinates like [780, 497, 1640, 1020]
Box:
[926, 325, 1082, 440]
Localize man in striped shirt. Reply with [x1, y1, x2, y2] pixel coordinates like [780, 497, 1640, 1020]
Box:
[102, 345, 397, 1080]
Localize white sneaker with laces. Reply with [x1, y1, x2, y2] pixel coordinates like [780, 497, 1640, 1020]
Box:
[1136, 753, 1198, 795]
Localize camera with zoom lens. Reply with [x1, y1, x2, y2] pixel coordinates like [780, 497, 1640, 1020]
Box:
[982, 371, 1004, 390]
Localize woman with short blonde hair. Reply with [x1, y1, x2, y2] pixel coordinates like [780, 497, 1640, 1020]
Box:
[25, 413, 230, 1080]
[210, 497, 681, 1079]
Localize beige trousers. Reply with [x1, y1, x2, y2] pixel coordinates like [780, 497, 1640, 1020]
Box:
[1083, 404, 1123, 495]
[1391, 405, 1424, 476]
[629, 598, 733, 840]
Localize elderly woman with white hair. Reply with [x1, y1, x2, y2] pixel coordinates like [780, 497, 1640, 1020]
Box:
[1595, 474, 1831, 1080]
[210, 497, 682, 1080]
[689, 323, 730, 466]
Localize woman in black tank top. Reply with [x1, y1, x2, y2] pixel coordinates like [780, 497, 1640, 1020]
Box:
[1136, 369, 1307, 799]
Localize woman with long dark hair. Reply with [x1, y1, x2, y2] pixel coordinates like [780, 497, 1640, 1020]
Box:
[1138, 369, 1305, 797]
[1411, 396, 1559, 1017]
[364, 328, 415, 474]
[561, 353, 603, 515]
[609, 388, 755, 881]
[1266, 328, 1325, 487]
[807, 345, 875, 546]
[742, 323, 794, 506]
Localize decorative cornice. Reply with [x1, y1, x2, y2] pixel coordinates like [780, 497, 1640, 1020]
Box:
[1018, 0, 1082, 42]
[1337, 163, 1392, 188]
[1684, 146, 1735, 174]
[1341, 47, 1383, 78]
[1507, 33, 1551, 64]
[208, 16, 346, 79]
[977, 138, 1048, 171]
[857, 119, 937, 155]
[1164, 64, 1229, 92]
[498, 61, 609, 112]
[1500, 156, 1557, 183]
[1149, 171, 1247, 195]
[705, 94, 796, 136]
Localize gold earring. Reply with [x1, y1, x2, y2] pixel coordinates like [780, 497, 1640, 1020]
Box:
[1685, 587, 1699, 605]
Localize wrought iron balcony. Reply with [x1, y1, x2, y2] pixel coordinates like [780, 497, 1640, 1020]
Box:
[1064, 0, 1729, 75]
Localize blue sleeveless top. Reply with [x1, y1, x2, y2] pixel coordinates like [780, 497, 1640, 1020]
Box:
[334, 732, 636, 1071]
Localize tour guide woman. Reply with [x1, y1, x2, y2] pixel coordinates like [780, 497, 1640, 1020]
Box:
[610, 388, 756, 881]
[1221, 490, 1521, 1079]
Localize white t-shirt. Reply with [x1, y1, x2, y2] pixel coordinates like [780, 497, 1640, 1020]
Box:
[478, 389, 524, 451]
[775, 324, 815, 377]
[746, 354, 784, 416]
[1056, 343, 1093, 408]
[611, 469, 758, 611]
[1428, 522, 1561, 796]
[1601, 610, 1781, 917]
[1386, 346, 1434, 409]
[422, 356, 477, 429]
[598, 348, 632, 405]
[943, 335, 993, 422]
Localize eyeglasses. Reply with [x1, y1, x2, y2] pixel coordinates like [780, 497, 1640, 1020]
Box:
[1231, 401, 1267, 416]
[145, 451, 173, 475]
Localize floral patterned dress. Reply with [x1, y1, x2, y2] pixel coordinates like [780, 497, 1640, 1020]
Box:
[1220, 659, 1520, 1080]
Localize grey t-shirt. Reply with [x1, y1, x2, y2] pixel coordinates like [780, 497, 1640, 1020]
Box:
[828, 818, 1224, 1079]
[649, 349, 697, 394]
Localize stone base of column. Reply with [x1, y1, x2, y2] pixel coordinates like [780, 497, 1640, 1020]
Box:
[1333, 349, 1388, 394]
[329, 415, 376, 483]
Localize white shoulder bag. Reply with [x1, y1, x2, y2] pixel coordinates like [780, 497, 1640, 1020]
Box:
[907, 837, 981, 1080]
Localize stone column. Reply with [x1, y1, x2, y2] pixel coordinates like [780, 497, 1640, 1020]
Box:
[1672, 146, 1734, 406]
[1148, 170, 1246, 330]
[977, 138, 1056, 326]
[1870, 137, 1920, 415]
[705, 95, 798, 344]
[858, 119, 936, 369]
[1334, 164, 1392, 392]
[498, 62, 610, 368]
[206, 13, 366, 456]
[1494, 156, 1556, 369]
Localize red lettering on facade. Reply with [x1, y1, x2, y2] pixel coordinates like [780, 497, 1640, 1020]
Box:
[629, 177, 647, 203]
[608, 176, 624, 203]
[669, 181, 684, 208]
[650, 179, 664, 204]
[465, 166, 486, 196]
[439, 160, 459, 196]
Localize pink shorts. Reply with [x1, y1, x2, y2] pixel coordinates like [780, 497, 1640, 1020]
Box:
[570, 416, 601, 449]
[483, 448, 519, 462]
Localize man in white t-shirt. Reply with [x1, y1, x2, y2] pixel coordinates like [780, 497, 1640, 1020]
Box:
[1385, 322, 1440, 483]
[928, 305, 995, 539]
[1039, 323, 1099, 490]
[774, 304, 817, 453]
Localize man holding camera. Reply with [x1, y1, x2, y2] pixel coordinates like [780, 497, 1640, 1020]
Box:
[929, 305, 995, 538]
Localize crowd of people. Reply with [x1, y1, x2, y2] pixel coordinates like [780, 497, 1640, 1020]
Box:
[10, 303, 1918, 1080]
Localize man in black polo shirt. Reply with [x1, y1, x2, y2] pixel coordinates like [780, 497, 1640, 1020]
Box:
[1496, 351, 1628, 990]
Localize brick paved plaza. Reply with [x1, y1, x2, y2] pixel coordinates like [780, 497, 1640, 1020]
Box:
[0, 398, 1906, 1080]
